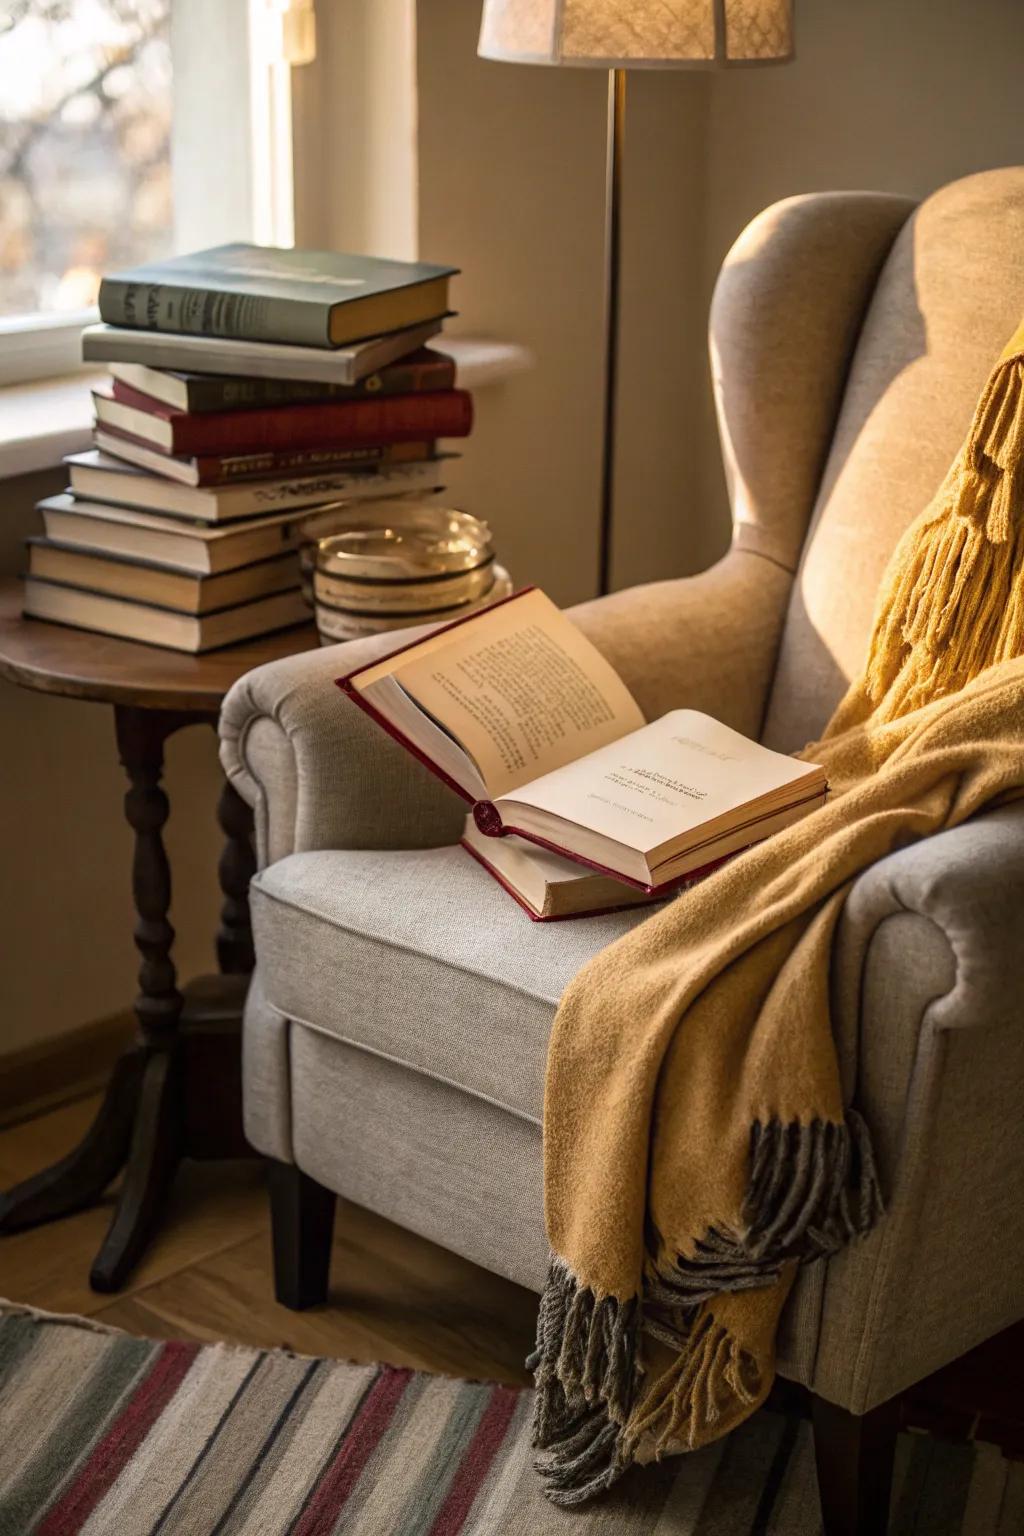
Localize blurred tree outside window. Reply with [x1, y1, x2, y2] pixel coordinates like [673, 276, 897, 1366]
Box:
[0, 0, 172, 320]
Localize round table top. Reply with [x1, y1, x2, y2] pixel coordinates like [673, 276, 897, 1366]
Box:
[0, 578, 320, 712]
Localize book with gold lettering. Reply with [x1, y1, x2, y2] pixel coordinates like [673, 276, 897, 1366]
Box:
[336, 588, 827, 900]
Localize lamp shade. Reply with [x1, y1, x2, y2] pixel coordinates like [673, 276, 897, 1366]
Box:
[478, 0, 793, 68]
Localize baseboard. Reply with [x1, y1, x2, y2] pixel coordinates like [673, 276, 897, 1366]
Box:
[0, 1011, 136, 1128]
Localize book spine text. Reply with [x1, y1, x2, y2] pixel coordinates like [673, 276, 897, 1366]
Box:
[98, 279, 333, 349]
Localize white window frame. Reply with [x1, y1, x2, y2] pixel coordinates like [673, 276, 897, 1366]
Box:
[0, 0, 314, 389]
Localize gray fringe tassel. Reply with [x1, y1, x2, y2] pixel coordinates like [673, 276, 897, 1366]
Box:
[650, 1111, 883, 1310]
[528, 1258, 640, 1505]
[531, 1111, 883, 1504]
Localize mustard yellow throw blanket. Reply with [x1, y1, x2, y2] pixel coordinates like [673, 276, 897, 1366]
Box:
[532, 326, 1024, 1503]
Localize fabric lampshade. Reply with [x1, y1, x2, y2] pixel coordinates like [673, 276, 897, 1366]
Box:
[478, 0, 793, 68]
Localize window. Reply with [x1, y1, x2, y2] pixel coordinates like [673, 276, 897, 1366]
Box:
[0, 0, 423, 391]
[0, 0, 293, 387]
[0, 0, 173, 320]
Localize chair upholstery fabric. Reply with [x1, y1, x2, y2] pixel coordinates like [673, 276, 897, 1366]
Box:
[249, 844, 647, 1125]
[763, 168, 1024, 749]
[220, 169, 1024, 1418]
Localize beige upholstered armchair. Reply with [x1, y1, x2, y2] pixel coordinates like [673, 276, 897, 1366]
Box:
[220, 169, 1024, 1535]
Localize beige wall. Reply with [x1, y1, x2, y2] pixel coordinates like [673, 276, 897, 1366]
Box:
[0, 470, 223, 1055]
[416, 0, 710, 603]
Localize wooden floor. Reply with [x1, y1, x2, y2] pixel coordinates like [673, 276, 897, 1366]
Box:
[0, 1091, 537, 1385]
[2, 1090, 1022, 1462]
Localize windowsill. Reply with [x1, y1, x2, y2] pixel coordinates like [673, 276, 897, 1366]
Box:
[0, 372, 105, 481]
[0, 338, 533, 483]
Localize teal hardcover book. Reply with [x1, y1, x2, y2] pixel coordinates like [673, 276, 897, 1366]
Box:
[98, 244, 458, 350]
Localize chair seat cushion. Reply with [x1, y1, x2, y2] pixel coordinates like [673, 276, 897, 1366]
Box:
[250, 844, 649, 1123]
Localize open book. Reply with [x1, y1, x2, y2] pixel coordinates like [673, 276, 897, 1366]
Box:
[336, 588, 827, 894]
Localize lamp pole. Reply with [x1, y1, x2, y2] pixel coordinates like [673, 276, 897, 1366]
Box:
[598, 67, 625, 597]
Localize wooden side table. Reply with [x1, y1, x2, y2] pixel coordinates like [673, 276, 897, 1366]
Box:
[0, 579, 319, 1292]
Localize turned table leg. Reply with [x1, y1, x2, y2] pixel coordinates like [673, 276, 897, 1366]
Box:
[88, 705, 198, 1292]
[179, 739, 257, 1161]
[0, 703, 259, 1288]
[216, 775, 256, 975]
[0, 704, 204, 1290]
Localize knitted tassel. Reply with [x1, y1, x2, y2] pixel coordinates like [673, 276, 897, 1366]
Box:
[529, 1259, 640, 1505]
[864, 342, 1024, 720]
[621, 1314, 763, 1459]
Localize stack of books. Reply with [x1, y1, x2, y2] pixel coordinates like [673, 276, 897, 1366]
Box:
[23, 244, 471, 653]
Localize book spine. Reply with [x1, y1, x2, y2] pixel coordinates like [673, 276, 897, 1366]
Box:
[355, 352, 457, 399]
[118, 352, 457, 413]
[189, 444, 386, 485]
[98, 279, 333, 348]
[142, 388, 472, 456]
[197, 440, 434, 485]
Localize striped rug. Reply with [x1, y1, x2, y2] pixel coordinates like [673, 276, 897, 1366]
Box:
[0, 1306, 1020, 1535]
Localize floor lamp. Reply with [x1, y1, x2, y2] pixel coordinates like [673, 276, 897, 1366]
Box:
[478, 1, 794, 595]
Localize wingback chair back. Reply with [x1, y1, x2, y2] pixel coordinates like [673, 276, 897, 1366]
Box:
[706, 168, 1024, 752]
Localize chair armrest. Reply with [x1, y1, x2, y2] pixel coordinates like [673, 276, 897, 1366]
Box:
[219, 547, 791, 865]
[219, 626, 465, 867]
[808, 803, 1024, 1411]
[834, 800, 1024, 1070]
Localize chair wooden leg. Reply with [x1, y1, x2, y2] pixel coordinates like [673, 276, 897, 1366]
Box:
[812, 1392, 900, 1536]
[268, 1159, 336, 1310]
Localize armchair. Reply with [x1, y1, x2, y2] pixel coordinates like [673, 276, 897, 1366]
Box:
[220, 169, 1024, 1535]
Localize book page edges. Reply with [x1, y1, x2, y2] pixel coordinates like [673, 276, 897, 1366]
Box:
[489, 789, 827, 892]
[459, 836, 660, 923]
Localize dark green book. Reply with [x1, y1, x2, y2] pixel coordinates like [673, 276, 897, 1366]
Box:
[107, 348, 457, 412]
[98, 244, 458, 350]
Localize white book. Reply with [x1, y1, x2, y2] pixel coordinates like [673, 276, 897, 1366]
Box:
[23, 579, 310, 654]
[64, 450, 447, 524]
[81, 318, 445, 385]
[38, 489, 445, 576]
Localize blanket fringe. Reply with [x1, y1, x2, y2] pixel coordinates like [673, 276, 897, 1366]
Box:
[622, 1312, 763, 1458]
[864, 352, 1024, 719]
[531, 1110, 883, 1502]
[653, 1111, 882, 1308]
[529, 1259, 639, 1505]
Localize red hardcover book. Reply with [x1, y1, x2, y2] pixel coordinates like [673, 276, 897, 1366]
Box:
[93, 386, 472, 458]
[334, 588, 828, 903]
[92, 424, 435, 487]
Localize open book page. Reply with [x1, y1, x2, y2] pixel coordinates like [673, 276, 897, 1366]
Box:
[498, 709, 824, 857]
[382, 589, 645, 799]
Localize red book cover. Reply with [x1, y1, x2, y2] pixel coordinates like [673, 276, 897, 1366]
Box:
[100, 384, 473, 456]
[94, 423, 434, 485]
